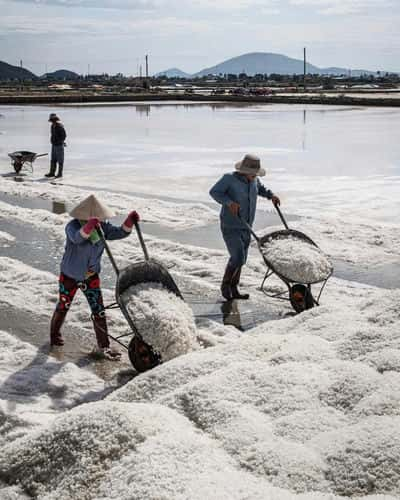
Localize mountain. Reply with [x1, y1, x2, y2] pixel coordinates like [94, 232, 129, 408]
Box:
[189, 52, 378, 77]
[194, 52, 321, 77]
[155, 68, 192, 78]
[42, 69, 80, 80]
[321, 67, 375, 76]
[0, 60, 37, 81]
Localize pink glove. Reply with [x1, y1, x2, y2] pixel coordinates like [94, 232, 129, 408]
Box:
[81, 217, 100, 236]
[123, 211, 140, 229]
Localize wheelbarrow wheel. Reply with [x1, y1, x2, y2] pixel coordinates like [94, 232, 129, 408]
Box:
[128, 336, 162, 373]
[289, 284, 315, 313]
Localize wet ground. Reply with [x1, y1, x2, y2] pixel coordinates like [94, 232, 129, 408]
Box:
[0, 197, 284, 330]
[2, 188, 399, 380]
[0, 299, 136, 384]
[1, 189, 399, 289]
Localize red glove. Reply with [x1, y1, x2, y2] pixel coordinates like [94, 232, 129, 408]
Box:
[81, 217, 100, 236]
[123, 210, 140, 229]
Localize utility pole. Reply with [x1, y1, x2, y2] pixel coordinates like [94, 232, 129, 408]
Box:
[145, 54, 149, 90]
[139, 64, 142, 78]
[20, 59, 23, 68]
[303, 47, 307, 91]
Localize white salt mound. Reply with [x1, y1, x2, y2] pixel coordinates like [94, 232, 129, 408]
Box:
[0, 231, 15, 246]
[261, 235, 332, 283]
[121, 282, 198, 361]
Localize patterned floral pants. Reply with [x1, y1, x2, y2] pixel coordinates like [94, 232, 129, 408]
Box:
[56, 272, 105, 315]
[54, 272, 109, 347]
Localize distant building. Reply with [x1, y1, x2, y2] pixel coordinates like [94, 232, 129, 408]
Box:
[48, 84, 72, 90]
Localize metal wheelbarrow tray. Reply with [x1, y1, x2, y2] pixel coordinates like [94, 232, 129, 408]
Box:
[241, 205, 333, 313]
[98, 221, 183, 372]
[8, 151, 48, 174]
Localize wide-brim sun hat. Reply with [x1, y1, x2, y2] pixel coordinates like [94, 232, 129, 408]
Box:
[48, 113, 60, 121]
[235, 154, 266, 177]
[69, 194, 115, 221]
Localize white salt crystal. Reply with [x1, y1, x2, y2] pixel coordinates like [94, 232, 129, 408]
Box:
[121, 282, 199, 361]
[261, 235, 332, 284]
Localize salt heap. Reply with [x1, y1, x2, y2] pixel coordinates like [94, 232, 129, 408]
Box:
[121, 282, 199, 361]
[261, 235, 332, 284]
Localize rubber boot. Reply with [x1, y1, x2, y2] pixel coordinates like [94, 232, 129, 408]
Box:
[221, 265, 236, 301]
[55, 165, 63, 178]
[50, 310, 67, 346]
[45, 161, 56, 178]
[92, 312, 110, 349]
[231, 267, 250, 300]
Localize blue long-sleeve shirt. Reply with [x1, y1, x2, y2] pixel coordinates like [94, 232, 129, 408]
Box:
[209, 172, 273, 229]
[60, 219, 130, 281]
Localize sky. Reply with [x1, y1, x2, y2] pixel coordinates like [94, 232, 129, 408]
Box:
[0, 0, 399, 76]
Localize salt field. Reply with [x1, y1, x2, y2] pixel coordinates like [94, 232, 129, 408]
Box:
[0, 102, 400, 499]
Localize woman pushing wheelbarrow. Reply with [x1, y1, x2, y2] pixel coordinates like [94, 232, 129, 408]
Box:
[210, 154, 280, 301]
[49, 194, 140, 360]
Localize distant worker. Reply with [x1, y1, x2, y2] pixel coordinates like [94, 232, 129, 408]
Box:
[210, 154, 280, 301]
[45, 113, 67, 178]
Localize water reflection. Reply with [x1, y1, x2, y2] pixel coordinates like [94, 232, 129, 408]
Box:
[135, 104, 150, 116]
[131, 102, 259, 115]
[221, 300, 243, 331]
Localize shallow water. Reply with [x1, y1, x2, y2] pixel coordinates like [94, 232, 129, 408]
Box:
[1, 102, 400, 202]
[1, 191, 399, 294]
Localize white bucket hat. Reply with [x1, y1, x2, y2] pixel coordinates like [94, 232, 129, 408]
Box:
[235, 154, 266, 177]
[69, 194, 114, 221]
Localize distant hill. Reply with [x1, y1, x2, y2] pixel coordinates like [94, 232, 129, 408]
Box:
[0, 60, 37, 81]
[321, 67, 375, 76]
[156, 52, 380, 78]
[194, 52, 321, 77]
[42, 69, 80, 80]
[155, 68, 192, 78]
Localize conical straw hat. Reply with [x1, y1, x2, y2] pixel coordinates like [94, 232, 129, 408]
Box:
[69, 194, 114, 221]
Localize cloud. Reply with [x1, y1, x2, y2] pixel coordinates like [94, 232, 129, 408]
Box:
[5, 0, 279, 10]
[6, 0, 158, 9]
[289, 0, 395, 15]
[0, 13, 214, 36]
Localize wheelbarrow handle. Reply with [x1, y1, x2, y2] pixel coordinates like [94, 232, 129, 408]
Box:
[134, 221, 150, 261]
[237, 215, 260, 242]
[35, 153, 48, 158]
[274, 203, 289, 230]
[96, 225, 120, 276]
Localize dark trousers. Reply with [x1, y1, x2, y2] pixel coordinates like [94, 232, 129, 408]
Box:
[50, 145, 64, 175]
[222, 228, 251, 268]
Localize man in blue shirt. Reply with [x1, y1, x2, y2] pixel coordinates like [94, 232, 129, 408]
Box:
[210, 154, 280, 301]
[49, 194, 139, 360]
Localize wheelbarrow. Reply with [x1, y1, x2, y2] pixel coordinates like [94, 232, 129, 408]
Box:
[240, 205, 333, 313]
[8, 151, 48, 175]
[97, 221, 184, 372]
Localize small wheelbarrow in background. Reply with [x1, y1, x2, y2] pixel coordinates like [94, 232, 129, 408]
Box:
[8, 151, 48, 175]
[240, 205, 333, 313]
[97, 221, 184, 372]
